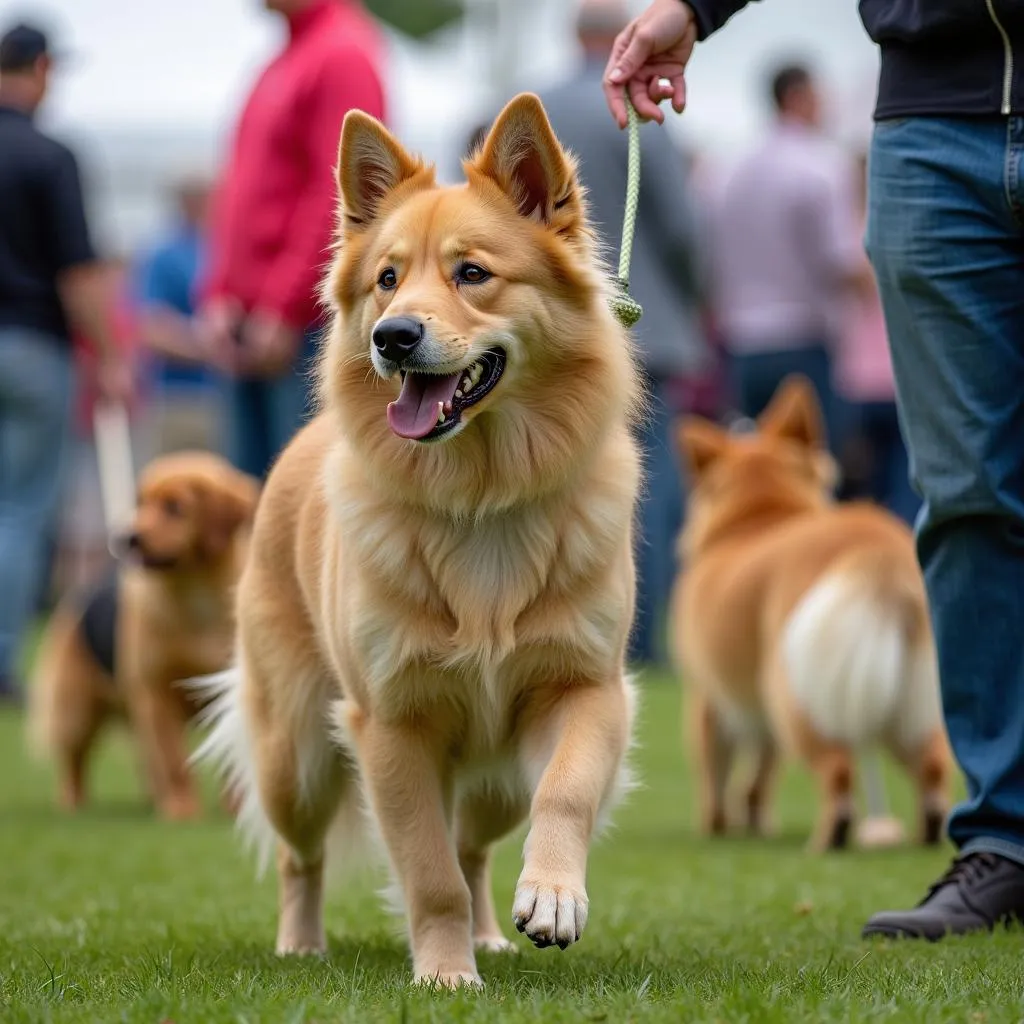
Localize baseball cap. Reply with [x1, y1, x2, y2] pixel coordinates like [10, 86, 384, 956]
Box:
[0, 22, 67, 72]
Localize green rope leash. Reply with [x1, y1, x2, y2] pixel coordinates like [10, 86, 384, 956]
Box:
[609, 96, 644, 330]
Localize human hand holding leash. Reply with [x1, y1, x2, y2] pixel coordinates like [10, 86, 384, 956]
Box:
[603, 0, 697, 127]
[239, 310, 301, 378]
[196, 297, 243, 374]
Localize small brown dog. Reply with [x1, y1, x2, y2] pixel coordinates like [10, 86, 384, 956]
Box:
[28, 451, 259, 818]
[671, 376, 952, 852]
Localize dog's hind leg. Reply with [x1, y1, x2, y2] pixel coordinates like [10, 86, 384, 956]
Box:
[256, 668, 351, 956]
[744, 738, 779, 837]
[58, 704, 107, 811]
[455, 788, 529, 952]
[690, 689, 735, 836]
[195, 641, 350, 956]
[804, 743, 856, 852]
[887, 726, 952, 846]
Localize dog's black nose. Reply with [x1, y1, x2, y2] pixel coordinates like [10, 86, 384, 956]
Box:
[372, 316, 423, 363]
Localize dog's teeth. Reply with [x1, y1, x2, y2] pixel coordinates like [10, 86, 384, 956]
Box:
[455, 388, 463, 399]
[436, 402, 446, 425]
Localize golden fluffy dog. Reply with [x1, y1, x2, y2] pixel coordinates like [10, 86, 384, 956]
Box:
[194, 94, 641, 986]
[671, 377, 952, 852]
[29, 451, 259, 818]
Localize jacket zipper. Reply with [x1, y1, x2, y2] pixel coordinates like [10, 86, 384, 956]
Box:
[986, 0, 1014, 115]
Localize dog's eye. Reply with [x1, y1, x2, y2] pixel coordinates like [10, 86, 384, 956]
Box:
[455, 263, 491, 285]
[162, 497, 183, 517]
[377, 267, 398, 290]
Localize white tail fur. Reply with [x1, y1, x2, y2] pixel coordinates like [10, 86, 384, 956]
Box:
[188, 667, 379, 883]
[782, 564, 940, 752]
[188, 668, 277, 874]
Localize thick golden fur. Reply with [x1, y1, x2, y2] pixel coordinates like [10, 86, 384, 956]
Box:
[28, 452, 259, 818]
[671, 377, 953, 852]
[195, 94, 642, 987]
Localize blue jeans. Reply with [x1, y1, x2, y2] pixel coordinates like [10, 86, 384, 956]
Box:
[227, 330, 319, 480]
[728, 343, 842, 455]
[629, 374, 685, 668]
[0, 330, 74, 680]
[867, 116, 1024, 864]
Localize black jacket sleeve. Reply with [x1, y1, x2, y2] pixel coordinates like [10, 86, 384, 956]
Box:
[683, 0, 761, 40]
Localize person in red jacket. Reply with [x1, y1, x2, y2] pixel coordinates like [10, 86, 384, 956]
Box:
[197, 0, 385, 479]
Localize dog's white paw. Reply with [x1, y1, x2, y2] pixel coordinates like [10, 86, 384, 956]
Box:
[414, 968, 483, 989]
[275, 941, 326, 957]
[474, 935, 518, 953]
[512, 877, 589, 949]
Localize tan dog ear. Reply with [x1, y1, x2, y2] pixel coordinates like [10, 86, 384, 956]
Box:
[676, 417, 729, 479]
[758, 374, 825, 449]
[469, 92, 582, 231]
[337, 110, 430, 233]
[198, 471, 260, 560]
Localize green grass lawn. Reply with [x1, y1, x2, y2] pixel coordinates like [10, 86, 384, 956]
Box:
[0, 673, 1017, 1023]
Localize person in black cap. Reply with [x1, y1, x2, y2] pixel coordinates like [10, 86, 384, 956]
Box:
[0, 21, 131, 705]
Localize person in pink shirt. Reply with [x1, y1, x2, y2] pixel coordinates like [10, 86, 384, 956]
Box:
[197, 0, 386, 480]
[834, 155, 920, 526]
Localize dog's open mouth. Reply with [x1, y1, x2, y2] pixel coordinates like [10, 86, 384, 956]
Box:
[386, 348, 506, 441]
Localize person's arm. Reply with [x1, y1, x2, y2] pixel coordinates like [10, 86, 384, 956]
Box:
[602, 0, 760, 126]
[253, 50, 386, 333]
[684, 0, 757, 39]
[135, 249, 205, 365]
[46, 148, 110, 358]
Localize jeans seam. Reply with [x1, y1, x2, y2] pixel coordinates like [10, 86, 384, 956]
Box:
[1006, 117, 1024, 228]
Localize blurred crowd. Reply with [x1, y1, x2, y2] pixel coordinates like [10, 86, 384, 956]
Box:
[0, 0, 914, 700]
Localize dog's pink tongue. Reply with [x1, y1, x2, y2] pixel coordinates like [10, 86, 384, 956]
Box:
[387, 371, 462, 439]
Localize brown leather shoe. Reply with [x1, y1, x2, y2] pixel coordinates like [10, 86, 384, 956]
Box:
[862, 852, 1024, 940]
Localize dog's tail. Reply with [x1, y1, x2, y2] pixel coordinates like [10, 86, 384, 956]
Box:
[25, 608, 77, 761]
[782, 546, 940, 842]
[189, 667, 277, 874]
[188, 668, 378, 882]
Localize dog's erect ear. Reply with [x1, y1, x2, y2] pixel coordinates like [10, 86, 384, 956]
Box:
[676, 418, 729, 479]
[197, 471, 260, 560]
[470, 93, 582, 230]
[758, 374, 825, 449]
[337, 110, 429, 232]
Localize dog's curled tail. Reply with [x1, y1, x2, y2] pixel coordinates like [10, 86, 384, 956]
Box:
[782, 546, 940, 753]
[188, 667, 277, 874]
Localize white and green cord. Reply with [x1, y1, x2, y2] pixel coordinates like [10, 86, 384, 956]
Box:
[609, 96, 644, 329]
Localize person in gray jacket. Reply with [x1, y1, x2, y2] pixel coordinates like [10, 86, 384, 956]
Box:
[536, 0, 712, 667]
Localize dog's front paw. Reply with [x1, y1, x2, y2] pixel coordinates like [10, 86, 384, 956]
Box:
[275, 940, 326, 957]
[512, 876, 588, 949]
[414, 968, 483, 989]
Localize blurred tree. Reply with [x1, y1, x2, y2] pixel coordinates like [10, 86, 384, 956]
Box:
[364, 0, 464, 39]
